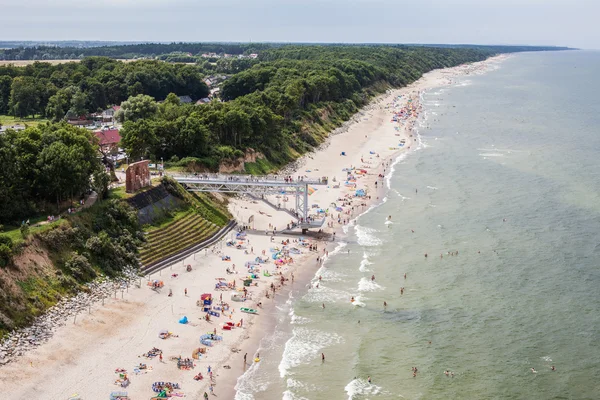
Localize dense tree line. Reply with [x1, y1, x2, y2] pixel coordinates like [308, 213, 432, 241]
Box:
[0, 43, 272, 61]
[0, 123, 107, 224]
[119, 46, 497, 167]
[0, 58, 209, 119]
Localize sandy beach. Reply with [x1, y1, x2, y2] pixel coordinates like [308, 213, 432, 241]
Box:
[0, 55, 506, 400]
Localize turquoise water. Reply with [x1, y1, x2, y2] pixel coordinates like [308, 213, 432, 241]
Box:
[235, 51, 600, 400]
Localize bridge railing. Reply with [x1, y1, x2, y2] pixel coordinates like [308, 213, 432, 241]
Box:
[170, 173, 328, 186]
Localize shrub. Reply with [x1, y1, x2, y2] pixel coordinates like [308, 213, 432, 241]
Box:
[64, 252, 96, 280]
[20, 224, 30, 238]
[38, 226, 82, 249]
[0, 244, 12, 267]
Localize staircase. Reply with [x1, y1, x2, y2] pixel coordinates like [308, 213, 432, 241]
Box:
[139, 212, 220, 267]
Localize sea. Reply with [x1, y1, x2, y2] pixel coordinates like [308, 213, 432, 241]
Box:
[234, 50, 600, 400]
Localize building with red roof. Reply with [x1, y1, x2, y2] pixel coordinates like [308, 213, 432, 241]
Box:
[94, 128, 121, 153]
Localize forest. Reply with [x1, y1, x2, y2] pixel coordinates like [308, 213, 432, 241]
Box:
[0, 44, 566, 225]
[119, 45, 496, 166]
[0, 42, 272, 61]
[0, 58, 210, 119]
[0, 123, 108, 224]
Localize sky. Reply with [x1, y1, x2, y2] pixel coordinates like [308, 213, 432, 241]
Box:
[1, 0, 598, 49]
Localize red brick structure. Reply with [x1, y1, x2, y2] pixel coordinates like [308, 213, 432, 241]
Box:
[126, 160, 151, 193]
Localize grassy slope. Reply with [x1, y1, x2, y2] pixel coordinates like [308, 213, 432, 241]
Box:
[0, 114, 49, 127]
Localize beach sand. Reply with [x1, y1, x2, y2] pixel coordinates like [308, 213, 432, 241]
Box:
[0, 55, 506, 400]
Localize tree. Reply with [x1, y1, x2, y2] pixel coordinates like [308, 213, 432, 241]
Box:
[120, 119, 157, 159]
[45, 91, 70, 121]
[9, 76, 40, 117]
[116, 94, 158, 122]
[0, 76, 12, 114]
[92, 170, 111, 200]
[69, 90, 88, 117]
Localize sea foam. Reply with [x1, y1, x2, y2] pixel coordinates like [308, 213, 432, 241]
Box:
[344, 378, 382, 400]
[355, 225, 382, 247]
[278, 327, 343, 378]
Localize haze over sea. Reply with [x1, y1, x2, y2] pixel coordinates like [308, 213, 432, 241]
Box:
[235, 50, 600, 400]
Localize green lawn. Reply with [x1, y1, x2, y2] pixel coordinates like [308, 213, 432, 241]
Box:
[0, 114, 49, 128]
[2, 218, 67, 243]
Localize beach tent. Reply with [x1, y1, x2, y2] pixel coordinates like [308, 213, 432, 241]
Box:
[179, 316, 188, 324]
[307, 186, 316, 195]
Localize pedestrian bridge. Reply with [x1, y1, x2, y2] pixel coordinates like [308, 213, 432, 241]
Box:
[170, 174, 328, 232]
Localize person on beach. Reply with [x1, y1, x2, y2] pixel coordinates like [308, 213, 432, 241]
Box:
[322, 353, 325, 362]
[184, 288, 188, 296]
[244, 353, 247, 364]
[204, 392, 209, 400]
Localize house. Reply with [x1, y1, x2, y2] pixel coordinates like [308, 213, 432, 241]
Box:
[101, 105, 121, 123]
[94, 128, 121, 154]
[67, 118, 93, 127]
[178, 95, 193, 104]
[196, 98, 211, 105]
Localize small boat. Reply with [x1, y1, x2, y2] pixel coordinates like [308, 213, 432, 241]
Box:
[240, 307, 258, 314]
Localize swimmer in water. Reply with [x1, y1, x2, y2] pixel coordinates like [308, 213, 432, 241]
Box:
[404, 273, 407, 279]
[551, 366, 556, 371]
[400, 287, 404, 295]
[383, 301, 387, 307]
[531, 368, 537, 373]
[425, 253, 428, 258]
[351, 296, 355, 302]
[367, 376, 372, 383]
[371, 275, 375, 281]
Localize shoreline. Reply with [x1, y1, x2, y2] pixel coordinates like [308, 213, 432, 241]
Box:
[228, 54, 509, 398]
[0, 54, 508, 400]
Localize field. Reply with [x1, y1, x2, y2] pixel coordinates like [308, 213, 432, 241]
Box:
[0, 59, 81, 66]
[0, 114, 48, 127]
